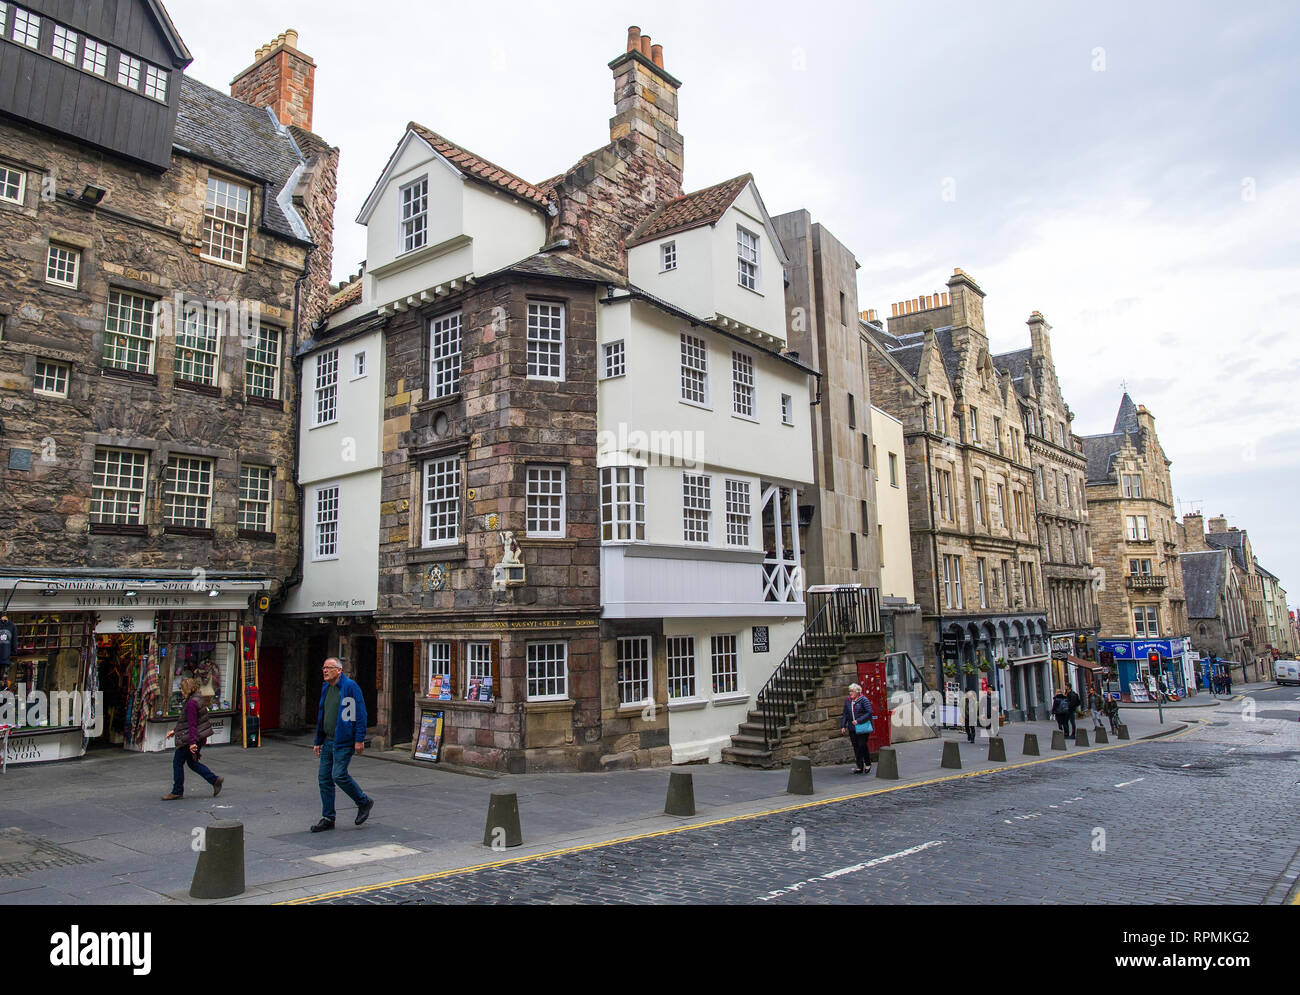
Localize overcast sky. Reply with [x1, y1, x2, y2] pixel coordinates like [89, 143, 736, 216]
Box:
[168, 0, 1300, 614]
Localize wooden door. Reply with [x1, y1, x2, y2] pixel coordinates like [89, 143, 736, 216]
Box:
[257, 647, 282, 730]
[391, 642, 415, 747]
[856, 660, 890, 753]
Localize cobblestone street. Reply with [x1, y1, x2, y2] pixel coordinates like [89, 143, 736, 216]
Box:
[318, 696, 1300, 905]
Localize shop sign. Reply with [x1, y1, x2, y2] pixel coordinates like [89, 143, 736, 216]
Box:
[4, 735, 56, 764]
[752, 626, 770, 653]
[1050, 635, 1073, 659]
[1098, 640, 1133, 659]
[941, 632, 961, 661]
[413, 709, 445, 763]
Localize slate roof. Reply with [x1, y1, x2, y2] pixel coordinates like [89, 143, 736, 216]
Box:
[625, 174, 753, 247]
[498, 251, 625, 285]
[993, 347, 1033, 396]
[1204, 529, 1247, 571]
[407, 123, 551, 212]
[1182, 549, 1226, 619]
[1081, 432, 1123, 483]
[1114, 392, 1140, 434]
[175, 76, 311, 243]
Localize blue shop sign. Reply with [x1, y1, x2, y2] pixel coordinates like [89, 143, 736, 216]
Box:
[1098, 640, 1133, 658]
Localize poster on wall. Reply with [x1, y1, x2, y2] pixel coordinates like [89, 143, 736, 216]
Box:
[467, 675, 495, 703]
[413, 709, 445, 763]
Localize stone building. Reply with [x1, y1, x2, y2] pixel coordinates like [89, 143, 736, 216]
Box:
[1081, 395, 1192, 696]
[1256, 564, 1297, 659]
[0, 4, 336, 764]
[1183, 512, 1284, 680]
[865, 269, 1051, 721]
[992, 311, 1099, 692]
[1179, 545, 1249, 669]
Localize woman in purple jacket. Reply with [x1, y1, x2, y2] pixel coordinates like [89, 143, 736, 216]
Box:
[161, 678, 223, 800]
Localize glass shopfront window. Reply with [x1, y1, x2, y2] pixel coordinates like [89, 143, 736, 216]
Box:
[153, 611, 239, 717]
[3, 615, 94, 730]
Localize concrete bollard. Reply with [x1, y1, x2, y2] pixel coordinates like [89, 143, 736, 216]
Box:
[875, 746, 899, 780]
[1075, 728, 1091, 747]
[1022, 733, 1040, 756]
[1117, 723, 1130, 740]
[987, 736, 1007, 762]
[482, 790, 523, 848]
[787, 756, 814, 795]
[190, 820, 245, 900]
[1094, 727, 1109, 744]
[665, 771, 696, 816]
[941, 740, 962, 769]
[1051, 730, 1067, 751]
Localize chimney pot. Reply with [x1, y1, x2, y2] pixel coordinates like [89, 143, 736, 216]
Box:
[640, 34, 652, 57]
[651, 43, 664, 67]
[627, 26, 641, 52]
[285, 28, 299, 49]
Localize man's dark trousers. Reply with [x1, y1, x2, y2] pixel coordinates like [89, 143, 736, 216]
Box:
[318, 740, 369, 821]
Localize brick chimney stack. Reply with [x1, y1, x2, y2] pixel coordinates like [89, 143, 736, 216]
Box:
[231, 29, 316, 131]
[1208, 515, 1229, 534]
[608, 25, 683, 201]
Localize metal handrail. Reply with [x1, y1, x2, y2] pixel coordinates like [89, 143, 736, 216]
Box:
[753, 587, 880, 751]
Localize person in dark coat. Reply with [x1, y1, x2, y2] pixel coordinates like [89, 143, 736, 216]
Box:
[1052, 689, 1071, 735]
[161, 677, 222, 800]
[1065, 686, 1081, 737]
[962, 691, 978, 743]
[840, 683, 874, 774]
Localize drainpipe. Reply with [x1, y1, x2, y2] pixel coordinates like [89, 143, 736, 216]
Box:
[275, 242, 315, 610]
[922, 398, 944, 696]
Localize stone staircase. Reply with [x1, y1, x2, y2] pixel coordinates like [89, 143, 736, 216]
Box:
[722, 587, 883, 769]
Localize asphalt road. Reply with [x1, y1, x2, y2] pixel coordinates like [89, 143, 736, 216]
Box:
[319, 698, 1300, 905]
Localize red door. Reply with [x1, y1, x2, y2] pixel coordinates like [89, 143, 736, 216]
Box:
[257, 647, 282, 731]
[856, 660, 891, 753]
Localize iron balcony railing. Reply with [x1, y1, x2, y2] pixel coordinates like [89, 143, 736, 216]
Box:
[754, 586, 881, 751]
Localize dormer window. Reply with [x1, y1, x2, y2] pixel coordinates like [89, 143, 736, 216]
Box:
[117, 54, 141, 91]
[737, 226, 760, 291]
[400, 176, 428, 254]
[202, 177, 251, 267]
[661, 241, 677, 271]
[12, 8, 40, 48]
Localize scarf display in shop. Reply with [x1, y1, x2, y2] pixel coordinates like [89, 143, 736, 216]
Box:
[128, 647, 159, 747]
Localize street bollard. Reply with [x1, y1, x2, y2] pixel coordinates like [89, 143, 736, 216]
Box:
[987, 736, 1006, 762]
[1051, 730, 1067, 751]
[483, 790, 523, 848]
[1117, 723, 1130, 740]
[665, 771, 696, 816]
[1022, 733, 1040, 756]
[875, 746, 900, 780]
[1075, 728, 1091, 747]
[787, 756, 814, 795]
[190, 820, 245, 900]
[941, 740, 962, 770]
[1095, 727, 1110, 744]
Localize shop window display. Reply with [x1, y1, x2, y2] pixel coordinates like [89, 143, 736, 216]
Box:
[153, 612, 238, 718]
[4, 616, 95, 731]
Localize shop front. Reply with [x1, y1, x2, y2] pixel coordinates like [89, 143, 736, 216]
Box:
[1097, 637, 1191, 701]
[1, 574, 268, 766]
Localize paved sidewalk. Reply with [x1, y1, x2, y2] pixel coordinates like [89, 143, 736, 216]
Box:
[0, 705, 1194, 905]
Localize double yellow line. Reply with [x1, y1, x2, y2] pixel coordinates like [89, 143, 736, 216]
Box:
[282, 726, 1195, 904]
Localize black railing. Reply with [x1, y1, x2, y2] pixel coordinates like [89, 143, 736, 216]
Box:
[754, 586, 881, 751]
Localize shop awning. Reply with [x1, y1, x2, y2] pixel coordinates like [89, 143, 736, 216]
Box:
[1067, 656, 1101, 670]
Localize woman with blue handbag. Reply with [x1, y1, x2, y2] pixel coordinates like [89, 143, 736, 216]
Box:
[840, 683, 874, 775]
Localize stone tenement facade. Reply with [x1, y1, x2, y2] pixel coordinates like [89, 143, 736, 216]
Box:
[375, 259, 620, 771]
[1187, 513, 1275, 679]
[993, 311, 1099, 685]
[1081, 395, 1188, 648]
[866, 269, 1052, 721]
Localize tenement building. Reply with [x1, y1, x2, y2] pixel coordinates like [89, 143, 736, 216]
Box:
[0, 5, 336, 764]
[306, 27, 827, 771]
[992, 311, 1099, 693]
[865, 269, 1051, 721]
[1081, 394, 1192, 697]
[1178, 530, 1249, 675]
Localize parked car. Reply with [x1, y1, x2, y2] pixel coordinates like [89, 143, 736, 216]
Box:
[1275, 659, 1300, 686]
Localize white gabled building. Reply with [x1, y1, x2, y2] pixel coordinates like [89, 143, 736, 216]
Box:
[599, 174, 818, 763]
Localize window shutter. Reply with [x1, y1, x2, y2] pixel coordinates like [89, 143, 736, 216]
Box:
[450, 641, 461, 698]
[413, 641, 423, 695]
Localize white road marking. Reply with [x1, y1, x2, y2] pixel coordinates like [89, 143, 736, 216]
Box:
[1180, 763, 1194, 768]
[1114, 778, 1145, 788]
[756, 840, 945, 901]
[309, 843, 420, 868]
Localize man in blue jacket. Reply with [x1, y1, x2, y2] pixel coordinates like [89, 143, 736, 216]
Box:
[311, 657, 373, 832]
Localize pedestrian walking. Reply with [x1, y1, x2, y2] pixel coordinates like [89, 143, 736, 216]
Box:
[1088, 688, 1105, 731]
[840, 683, 874, 774]
[1103, 692, 1120, 734]
[312, 657, 373, 832]
[1065, 685, 1081, 738]
[962, 689, 978, 743]
[1222, 668, 1232, 696]
[1052, 689, 1071, 736]
[161, 678, 222, 800]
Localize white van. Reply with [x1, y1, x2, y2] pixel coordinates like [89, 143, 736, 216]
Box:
[1275, 659, 1300, 686]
